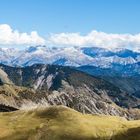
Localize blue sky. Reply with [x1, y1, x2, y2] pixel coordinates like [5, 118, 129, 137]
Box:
[0, 0, 140, 50]
[0, 0, 140, 37]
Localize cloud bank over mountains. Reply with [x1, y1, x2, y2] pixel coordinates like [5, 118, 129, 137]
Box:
[1, 24, 140, 50]
[0, 24, 45, 46]
[48, 31, 140, 50]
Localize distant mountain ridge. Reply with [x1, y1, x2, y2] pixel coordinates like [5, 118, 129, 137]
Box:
[0, 46, 140, 70]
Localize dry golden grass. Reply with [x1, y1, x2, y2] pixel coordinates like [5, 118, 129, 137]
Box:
[0, 106, 140, 140]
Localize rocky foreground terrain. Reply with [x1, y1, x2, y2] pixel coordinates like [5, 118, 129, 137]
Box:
[0, 64, 140, 119]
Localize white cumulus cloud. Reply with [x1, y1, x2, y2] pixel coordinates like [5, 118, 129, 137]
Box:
[47, 30, 140, 50]
[1, 24, 140, 50]
[0, 24, 45, 45]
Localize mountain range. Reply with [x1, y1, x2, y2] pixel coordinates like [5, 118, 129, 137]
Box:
[0, 46, 139, 117]
[0, 63, 140, 120]
[0, 46, 140, 70]
[0, 46, 140, 139]
[0, 46, 140, 99]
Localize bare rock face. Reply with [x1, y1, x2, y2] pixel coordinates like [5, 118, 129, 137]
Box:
[0, 64, 140, 119]
[0, 68, 13, 85]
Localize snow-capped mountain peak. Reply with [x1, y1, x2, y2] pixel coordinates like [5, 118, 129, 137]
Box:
[0, 45, 140, 68]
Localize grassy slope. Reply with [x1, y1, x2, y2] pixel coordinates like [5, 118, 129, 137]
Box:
[0, 106, 140, 140]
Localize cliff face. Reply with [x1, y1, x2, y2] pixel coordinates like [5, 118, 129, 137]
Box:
[0, 64, 140, 119]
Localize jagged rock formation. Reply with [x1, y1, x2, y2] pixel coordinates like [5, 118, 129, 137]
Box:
[0, 64, 140, 119]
